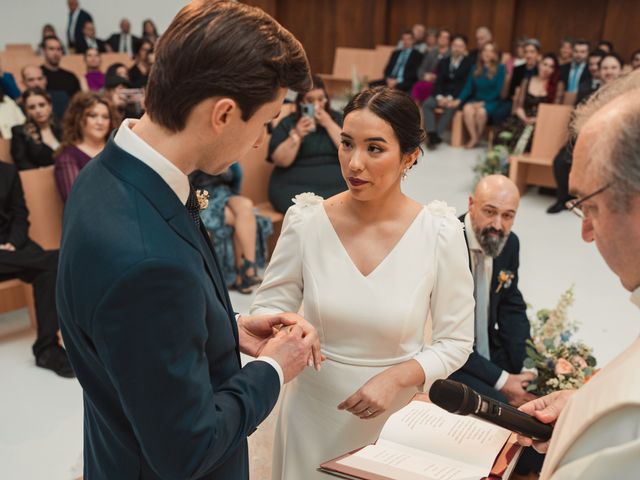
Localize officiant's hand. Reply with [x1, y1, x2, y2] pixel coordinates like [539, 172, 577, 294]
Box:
[238, 313, 323, 370]
[500, 372, 537, 407]
[516, 389, 576, 453]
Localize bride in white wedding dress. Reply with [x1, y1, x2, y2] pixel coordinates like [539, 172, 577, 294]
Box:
[251, 87, 475, 480]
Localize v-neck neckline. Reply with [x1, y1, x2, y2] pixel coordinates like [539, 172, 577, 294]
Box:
[320, 205, 425, 279]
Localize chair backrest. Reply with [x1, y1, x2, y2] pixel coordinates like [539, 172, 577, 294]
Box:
[331, 47, 381, 81]
[101, 52, 134, 69]
[529, 104, 574, 161]
[0, 138, 13, 164]
[59, 54, 86, 79]
[5, 43, 35, 54]
[562, 92, 577, 106]
[0, 51, 42, 88]
[19, 166, 64, 250]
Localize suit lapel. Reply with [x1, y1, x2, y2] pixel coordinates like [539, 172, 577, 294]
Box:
[99, 137, 238, 343]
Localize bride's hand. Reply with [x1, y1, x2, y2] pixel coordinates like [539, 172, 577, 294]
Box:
[337, 370, 403, 420]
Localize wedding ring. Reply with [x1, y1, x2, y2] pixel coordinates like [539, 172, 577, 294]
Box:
[365, 408, 373, 416]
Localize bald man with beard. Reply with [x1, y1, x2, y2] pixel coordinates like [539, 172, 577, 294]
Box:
[451, 175, 536, 407]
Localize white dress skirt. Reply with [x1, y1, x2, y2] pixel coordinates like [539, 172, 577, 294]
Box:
[250, 193, 475, 480]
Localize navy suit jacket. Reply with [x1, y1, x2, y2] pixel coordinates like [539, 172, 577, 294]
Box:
[383, 49, 423, 92]
[458, 214, 530, 386]
[68, 9, 93, 48]
[57, 138, 280, 479]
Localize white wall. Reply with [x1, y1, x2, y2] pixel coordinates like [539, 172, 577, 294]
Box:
[0, 0, 190, 50]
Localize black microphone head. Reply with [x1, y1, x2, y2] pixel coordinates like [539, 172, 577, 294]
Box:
[429, 379, 477, 415]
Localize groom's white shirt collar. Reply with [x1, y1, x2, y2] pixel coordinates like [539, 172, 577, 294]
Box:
[114, 119, 191, 205]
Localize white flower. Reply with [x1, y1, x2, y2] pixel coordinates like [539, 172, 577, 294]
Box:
[196, 189, 209, 211]
[292, 192, 323, 207]
[426, 200, 457, 218]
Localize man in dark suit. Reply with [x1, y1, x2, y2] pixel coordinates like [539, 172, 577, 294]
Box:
[0, 162, 73, 377]
[560, 39, 591, 99]
[107, 18, 141, 57]
[375, 31, 423, 92]
[57, 2, 319, 479]
[66, 0, 92, 51]
[422, 34, 472, 148]
[75, 21, 110, 54]
[450, 175, 535, 407]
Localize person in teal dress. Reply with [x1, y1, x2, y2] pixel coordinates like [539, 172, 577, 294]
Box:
[268, 75, 347, 213]
[452, 42, 506, 148]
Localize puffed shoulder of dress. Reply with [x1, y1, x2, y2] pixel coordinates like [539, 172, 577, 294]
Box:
[426, 200, 464, 233]
[285, 192, 324, 222]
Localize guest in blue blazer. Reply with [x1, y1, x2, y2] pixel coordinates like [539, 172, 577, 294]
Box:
[57, 2, 321, 479]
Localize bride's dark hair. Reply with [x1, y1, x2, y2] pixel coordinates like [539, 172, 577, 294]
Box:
[343, 87, 426, 155]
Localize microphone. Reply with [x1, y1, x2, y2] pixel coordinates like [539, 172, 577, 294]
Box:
[429, 379, 553, 441]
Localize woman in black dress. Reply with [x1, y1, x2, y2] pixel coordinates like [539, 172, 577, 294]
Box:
[268, 75, 347, 213]
[10, 88, 62, 170]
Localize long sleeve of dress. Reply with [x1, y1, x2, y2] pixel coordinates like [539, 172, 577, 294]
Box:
[413, 206, 475, 389]
[250, 202, 306, 315]
[457, 68, 475, 103]
[54, 149, 81, 202]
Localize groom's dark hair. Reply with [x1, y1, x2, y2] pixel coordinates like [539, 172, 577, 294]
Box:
[145, 0, 311, 132]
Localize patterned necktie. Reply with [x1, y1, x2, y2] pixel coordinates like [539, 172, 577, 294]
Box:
[474, 250, 491, 359]
[185, 187, 201, 228]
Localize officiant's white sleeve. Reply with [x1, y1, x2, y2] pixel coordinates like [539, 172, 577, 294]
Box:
[251, 204, 305, 316]
[415, 208, 475, 390]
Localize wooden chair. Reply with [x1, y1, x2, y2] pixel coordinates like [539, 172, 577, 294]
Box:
[319, 47, 380, 97]
[0, 52, 42, 89]
[5, 43, 35, 55]
[0, 138, 13, 164]
[509, 104, 574, 194]
[562, 92, 577, 106]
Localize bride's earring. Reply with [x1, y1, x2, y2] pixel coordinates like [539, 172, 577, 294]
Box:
[402, 168, 408, 181]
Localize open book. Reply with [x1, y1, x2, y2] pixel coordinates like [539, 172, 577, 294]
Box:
[320, 395, 521, 480]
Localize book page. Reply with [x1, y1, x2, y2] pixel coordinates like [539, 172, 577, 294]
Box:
[336, 443, 486, 480]
[377, 401, 511, 472]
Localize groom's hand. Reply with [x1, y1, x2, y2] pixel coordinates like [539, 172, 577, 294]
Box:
[261, 326, 315, 383]
[238, 313, 323, 370]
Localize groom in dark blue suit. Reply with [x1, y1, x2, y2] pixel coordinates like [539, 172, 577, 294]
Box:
[57, 2, 320, 479]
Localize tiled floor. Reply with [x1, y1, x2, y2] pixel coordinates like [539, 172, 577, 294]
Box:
[1, 144, 638, 479]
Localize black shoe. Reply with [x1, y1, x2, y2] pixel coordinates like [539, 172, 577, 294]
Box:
[36, 346, 76, 378]
[546, 201, 567, 214]
[426, 132, 439, 150]
[432, 133, 443, 145]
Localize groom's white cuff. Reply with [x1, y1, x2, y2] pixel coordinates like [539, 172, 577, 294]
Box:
[255, 357, 284, 388]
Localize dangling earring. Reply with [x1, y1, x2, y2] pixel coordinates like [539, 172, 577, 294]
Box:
[402, 168, 408, 181]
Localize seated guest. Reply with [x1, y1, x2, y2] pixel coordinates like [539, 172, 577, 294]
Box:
[103, 74, 143, 119]
[54, 93, 117, 201]
[547, 52, 624, 214]
[596, 40, 613, 53]
[107, 18, 141, 57]
[36, 24, 58, 55]
[105, 62, 129, 81]
[0, 60, 21, 100]
[468, 26, 493, 65]
[576, 49, 605, 104]
[268, 75, 346, 213]
[372, 31, 423, 93]
[80, 48, 105, 92]
[424, 27, 438, 51]
[0, 87, 26, 139]
[560, 39, 590, 96]
[21, 65, 69, 122]
[40, 36, 81, 100]
[557, 38, 573, 66]
[397, 24, 427, 54]
[412, 29, 451, 104]
[141, 19, 160, 45]
[128, 39, 154, 88]
[509, 39, 541, 102]
[451, 174, 535, 406]
[191, 164, 273, 294]
[453, 42, 506, 148]
[0, 161, 73, 377]
[75, 21, 111, 54]
[11, 88, 61, 170]
[632, 49, 640, 70]
[496, 53, 561, 153]
[422, 34, 472, 149]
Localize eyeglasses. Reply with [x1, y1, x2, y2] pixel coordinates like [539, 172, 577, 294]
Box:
[565, 184, 610, 219]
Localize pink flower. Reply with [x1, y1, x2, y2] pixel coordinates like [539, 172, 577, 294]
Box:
[571, 355, 588, 369]
[555, 358, 575, 375]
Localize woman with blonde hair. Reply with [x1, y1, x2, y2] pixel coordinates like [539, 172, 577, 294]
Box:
[451, 42, 506, 148]
[54, 92, 118, 200]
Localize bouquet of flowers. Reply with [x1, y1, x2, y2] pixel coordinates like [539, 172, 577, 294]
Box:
[524, 287, 598, 395]
[472, 132, 512, 179]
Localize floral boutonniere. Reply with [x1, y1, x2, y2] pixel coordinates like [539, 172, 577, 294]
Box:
[496, 270, 515, 293]
[196, 189, 209, 211]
